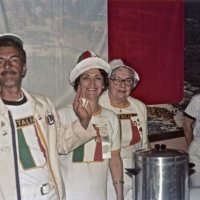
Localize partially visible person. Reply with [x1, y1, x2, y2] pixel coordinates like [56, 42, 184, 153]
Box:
[183, 94, 200, 187]
[0, 33, 96, 200]
[58, 51, 124, 200]
[99, 59, 149, 200]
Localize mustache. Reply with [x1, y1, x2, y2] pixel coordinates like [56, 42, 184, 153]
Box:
[1, 71, 17, 76]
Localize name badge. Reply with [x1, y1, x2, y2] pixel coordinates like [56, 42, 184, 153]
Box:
[91, 116, 112, 159]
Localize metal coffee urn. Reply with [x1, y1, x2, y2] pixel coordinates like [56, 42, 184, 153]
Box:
[134, 144, 189, 200]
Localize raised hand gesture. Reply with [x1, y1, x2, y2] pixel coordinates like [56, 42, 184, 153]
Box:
[73, 86, 92, 129]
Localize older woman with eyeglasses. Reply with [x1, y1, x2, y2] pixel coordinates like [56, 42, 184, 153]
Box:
[99, 59, 149, 200]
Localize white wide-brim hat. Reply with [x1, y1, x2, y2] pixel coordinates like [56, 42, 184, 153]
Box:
[109, 59, 140, 88]
[69, 50, 111, 86]
[0, 33, 23, 47]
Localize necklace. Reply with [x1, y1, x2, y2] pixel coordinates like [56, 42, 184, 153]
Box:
[92, 105, 102, 116]
[110, 101, 130, 113]
[110, 100, 130, 108]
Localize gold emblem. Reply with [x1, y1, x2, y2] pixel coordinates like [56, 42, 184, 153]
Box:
[95, 136, 101, 143]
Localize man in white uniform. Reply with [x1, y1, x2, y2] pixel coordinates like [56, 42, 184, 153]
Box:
[183, 94, 200, 187]
[0, 33, 96, 200]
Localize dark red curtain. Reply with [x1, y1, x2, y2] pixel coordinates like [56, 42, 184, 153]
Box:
[108, 0, 184, 105]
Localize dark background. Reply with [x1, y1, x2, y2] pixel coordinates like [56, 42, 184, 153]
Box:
[184, 0, 200, 104]
[148, 0, 200, 140]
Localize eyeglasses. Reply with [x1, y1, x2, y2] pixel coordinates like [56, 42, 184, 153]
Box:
[110, 76, 133, 86]
[0, 56, 22, 67]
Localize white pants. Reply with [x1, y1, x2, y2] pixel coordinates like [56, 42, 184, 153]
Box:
[21, 183, 57, 200]
[188, 138, 200, 187]
[190, 187, 200, 200]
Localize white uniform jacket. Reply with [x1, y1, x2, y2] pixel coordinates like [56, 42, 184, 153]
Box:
[0, 88, 95, 200]
[99, 91, 149, 157]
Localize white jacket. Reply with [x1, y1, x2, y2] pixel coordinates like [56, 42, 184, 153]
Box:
[0, 88, 95, 200]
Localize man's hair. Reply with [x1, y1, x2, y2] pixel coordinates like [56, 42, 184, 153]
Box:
[0, 38, 26, 64]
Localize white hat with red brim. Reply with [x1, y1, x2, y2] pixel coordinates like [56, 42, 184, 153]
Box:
[69, 50, 111, 86]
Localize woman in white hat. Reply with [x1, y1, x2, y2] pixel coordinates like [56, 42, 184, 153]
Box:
[58, 51, 124, 200]
[99, 59, 149, 200]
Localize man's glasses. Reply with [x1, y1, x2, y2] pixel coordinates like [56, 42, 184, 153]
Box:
[110, 76, 133, 86]
[0, 56, 22, 67]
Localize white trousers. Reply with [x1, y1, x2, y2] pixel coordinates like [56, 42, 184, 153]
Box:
[21, 183, 57, 200]
[188, 138, 200, 187]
